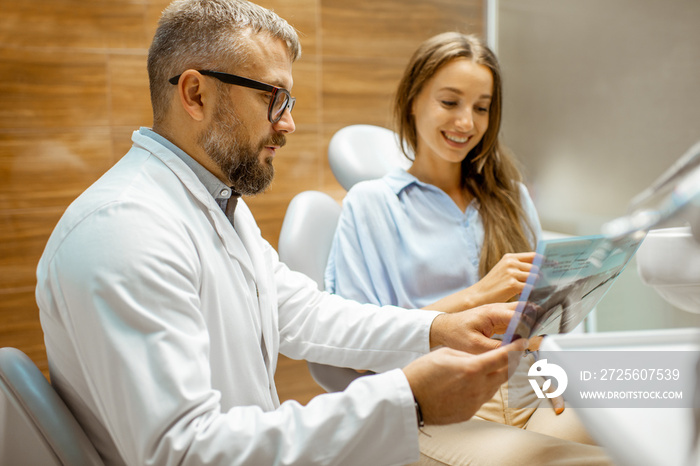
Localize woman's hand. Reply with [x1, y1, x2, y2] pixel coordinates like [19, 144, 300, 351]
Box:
[470, 252, 536, 305]
[424, 252, 537, 313]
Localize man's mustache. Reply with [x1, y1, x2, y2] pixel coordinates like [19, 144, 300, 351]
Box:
[265, 133, 286, 148]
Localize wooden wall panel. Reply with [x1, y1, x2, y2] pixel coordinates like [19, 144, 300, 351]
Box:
[319, 0, 484, 192]
[0, 0, 483, 406]
[0, 290, 47, 374]
[0, 49, 109, 129]
[285, 59, 320, 126]
[321, 0, 483, 60]
[0, 129, 115, 210]
[109, 53, 153, 127]
[262, 0, 320, 56]
[0, 1, 150, 50]
[0, 209, 63, 290]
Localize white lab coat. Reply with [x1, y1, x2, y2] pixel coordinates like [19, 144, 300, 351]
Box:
[36, 131, 440, 466]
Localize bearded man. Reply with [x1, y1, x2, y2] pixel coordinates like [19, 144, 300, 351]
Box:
[36, 1, 529, 464]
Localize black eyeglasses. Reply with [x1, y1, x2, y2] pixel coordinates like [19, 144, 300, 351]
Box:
[169, 70, 295, 124]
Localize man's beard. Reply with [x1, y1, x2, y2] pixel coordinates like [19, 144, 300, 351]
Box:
[199, 98, 285, 195]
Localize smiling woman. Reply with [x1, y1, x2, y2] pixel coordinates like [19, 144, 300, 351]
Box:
[323, 31, 610, 465]
[392, 32, 536, 279]
[327, 32, 540, 315]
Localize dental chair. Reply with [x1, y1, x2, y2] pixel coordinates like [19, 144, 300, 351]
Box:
[0, 347, 103, 465]
[327, 124, 413, 191]
[278, 190, 341, 291]
[278, 190, 368, 392]
[279, 125, 413, 392]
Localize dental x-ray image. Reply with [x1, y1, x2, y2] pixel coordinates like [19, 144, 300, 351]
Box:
[502, 233, 645, 345]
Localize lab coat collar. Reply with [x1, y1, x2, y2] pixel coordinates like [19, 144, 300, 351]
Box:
[138, 127, 232, 202]
[130, 130, 256, 279]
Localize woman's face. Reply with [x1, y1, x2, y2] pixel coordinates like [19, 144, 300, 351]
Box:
[411, 57, 493, 165]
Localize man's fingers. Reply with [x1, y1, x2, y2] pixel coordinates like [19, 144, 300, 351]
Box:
[483, 302, 517, 332]
[477, 339, 526, 372]
[472, 334, 503, 354]
[490, 364, 511, 386]
[501, 338, 528, 353]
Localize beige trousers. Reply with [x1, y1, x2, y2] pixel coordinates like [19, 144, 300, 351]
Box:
[410, 419, 611, 466]
[407, 354, 612, 465]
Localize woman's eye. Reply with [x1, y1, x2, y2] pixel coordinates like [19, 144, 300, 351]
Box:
[441, 100, 458, 108]
[476, 106, 489, 113]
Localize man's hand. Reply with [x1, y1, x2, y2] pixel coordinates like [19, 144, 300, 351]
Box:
[403, 340, 527, 425]
[428, 302, 517, 353]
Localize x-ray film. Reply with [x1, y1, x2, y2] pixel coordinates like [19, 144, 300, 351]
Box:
[501, 233, 645, 345]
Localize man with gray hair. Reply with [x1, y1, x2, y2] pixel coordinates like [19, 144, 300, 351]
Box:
[37, 0, 527, 464]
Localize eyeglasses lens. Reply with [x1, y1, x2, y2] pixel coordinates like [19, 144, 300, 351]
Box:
[271, 93, 289, 123]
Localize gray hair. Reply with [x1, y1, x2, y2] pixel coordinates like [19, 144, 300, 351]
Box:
[148, 0, 301, 125]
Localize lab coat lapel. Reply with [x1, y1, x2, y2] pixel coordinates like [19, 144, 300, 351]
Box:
[134, 131, 276, 395]
[135, 132, 257, 279]
[209, 209, 256, 279]
[233, 202, 278, 388]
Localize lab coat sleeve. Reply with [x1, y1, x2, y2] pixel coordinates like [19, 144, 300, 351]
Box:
[38, 201, 422, 466]
[271, 183, 440, 371]
[275, 255, 439, 372]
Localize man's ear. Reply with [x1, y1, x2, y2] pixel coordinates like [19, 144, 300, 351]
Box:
[176, 70, 208, 122]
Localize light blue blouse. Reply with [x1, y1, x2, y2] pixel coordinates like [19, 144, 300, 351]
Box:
[324, 168, 542, 309]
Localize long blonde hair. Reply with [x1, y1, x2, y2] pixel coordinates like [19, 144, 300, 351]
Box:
[394, 32, 536, 277]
